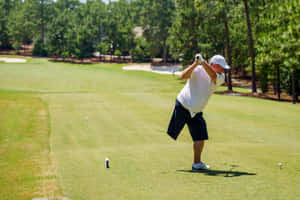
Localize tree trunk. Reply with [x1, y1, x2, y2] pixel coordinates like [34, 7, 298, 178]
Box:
[163, 40, 167, 64]
[224, 7, 232, 91]
[292, 70, 296, 104]
[1, 0, 11, 49]
[273, 81, 276, 95]
[41, 0, 45, 42]
[243, 0, 257, 93]
[5, 0, 10, 15]
[276, 66, 280, 100]
[242, 67, 247, 77]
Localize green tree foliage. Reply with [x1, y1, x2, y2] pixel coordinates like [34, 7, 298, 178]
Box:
[89, 0, 109, 55]
[72, 3, 96, 59]
[168, 0, 230, 66]
[6, 0, 53, 55]
[138, 0, 175, 62]
[0, 0, 16, 49]
[242, 0, 257, 92]
[168, 0, 202, 66]
[32, 38, 48, 56]
[7, 0, 38, 53]
[130, 37, 151, 62]
[46, 9, 76, 58]
[227, 2, 249, 75]
[256, 0, 300, 99]
[32, 0, 55, 56]
[106, 0, 134, 57]
[45, 0, 80, 59]
[2, 0, 299, 101]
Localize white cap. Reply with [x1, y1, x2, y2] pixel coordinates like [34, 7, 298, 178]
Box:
[209, 55, 230, 69]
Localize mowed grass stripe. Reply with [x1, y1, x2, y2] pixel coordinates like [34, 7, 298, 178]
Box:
[0, 58, 180, 94]
[0, 92, 61, 200]
[41, 92, 172, 151]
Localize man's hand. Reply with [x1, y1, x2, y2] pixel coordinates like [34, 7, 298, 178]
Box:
[194, 53, 218, 84]
[181, 53, 205, 80]
[195, 53, 205, 63]
[181, 52, 217, 83]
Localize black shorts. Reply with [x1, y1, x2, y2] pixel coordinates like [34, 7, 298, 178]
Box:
[167, 99, 208, 141]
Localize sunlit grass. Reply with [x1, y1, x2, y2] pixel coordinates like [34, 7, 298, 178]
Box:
[0, 92, 61, 200]
[0, 59, 299, 200]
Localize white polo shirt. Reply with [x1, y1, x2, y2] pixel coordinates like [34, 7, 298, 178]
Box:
[177, 65, 225, 117]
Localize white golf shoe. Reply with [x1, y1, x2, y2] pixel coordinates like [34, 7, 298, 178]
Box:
[192, 162, 210, 170]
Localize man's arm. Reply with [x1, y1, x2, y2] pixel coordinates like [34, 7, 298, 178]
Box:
[180, 60, 199, 80]
[201, 61, 217, 84]
[181, 54, 217, 84]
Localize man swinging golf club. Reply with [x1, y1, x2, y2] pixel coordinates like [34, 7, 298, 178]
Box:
[167, 53, 230, 170]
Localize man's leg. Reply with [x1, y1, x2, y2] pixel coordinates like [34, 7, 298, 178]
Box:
[193, 140, 204, 164]
[188, 113, 209, 169]
[166, 100, 189, 140]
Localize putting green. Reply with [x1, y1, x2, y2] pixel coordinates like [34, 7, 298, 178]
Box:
[0, 58, 300, 200]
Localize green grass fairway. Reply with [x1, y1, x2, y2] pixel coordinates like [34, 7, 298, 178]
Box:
[1, 57, 300, 200]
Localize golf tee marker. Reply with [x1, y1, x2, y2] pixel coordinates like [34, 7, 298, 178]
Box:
[105, 158, 110, 168]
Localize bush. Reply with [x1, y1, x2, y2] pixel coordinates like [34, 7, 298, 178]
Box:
[96, 42, 110, 55]
[130, 37, 150, 62]
[12, 42, 22, 54]
[258, 64, 269, 93]
[114, 50, 122, 57]
[32, 39, 48, 57]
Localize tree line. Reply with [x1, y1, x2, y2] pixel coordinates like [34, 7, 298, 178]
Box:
[0, 0, 299, 102]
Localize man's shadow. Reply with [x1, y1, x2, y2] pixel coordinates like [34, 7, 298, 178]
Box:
[177, 165, 256, 178]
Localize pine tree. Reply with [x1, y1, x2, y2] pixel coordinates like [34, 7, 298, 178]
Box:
[139, 0, 175, 63]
